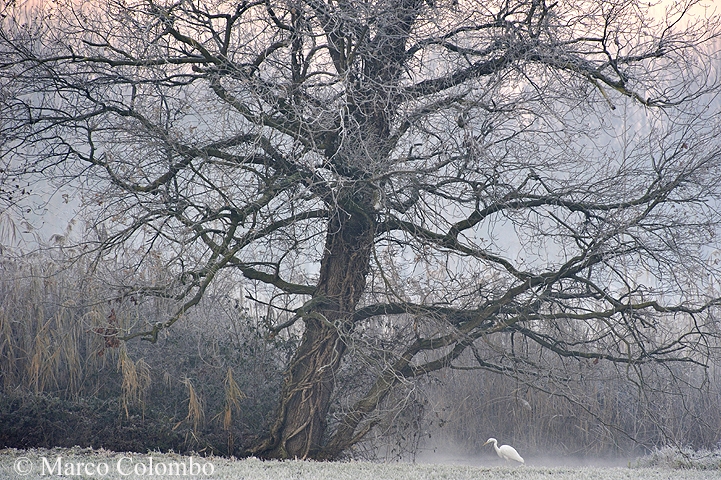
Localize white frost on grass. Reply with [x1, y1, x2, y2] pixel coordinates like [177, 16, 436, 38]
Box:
[1, 447, 719, 480]
[632, 446, 721, 470]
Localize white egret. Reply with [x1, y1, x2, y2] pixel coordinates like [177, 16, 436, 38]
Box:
[483, 438, 525, 464]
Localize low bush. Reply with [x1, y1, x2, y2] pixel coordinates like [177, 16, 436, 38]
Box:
[632, 446, 721, 470]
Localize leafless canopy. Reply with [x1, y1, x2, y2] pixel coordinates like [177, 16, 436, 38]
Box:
[2, 0, 721, 459]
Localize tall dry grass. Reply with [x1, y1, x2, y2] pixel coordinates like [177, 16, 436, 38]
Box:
[0, 249, 288, 455]
[181, 377, 205, 433]
[0, 256, 112, 399]
[118, 345, 152, 417]
[220, 367, 246, 431]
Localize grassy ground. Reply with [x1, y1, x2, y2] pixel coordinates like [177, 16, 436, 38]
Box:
[1, 447, 719, 480]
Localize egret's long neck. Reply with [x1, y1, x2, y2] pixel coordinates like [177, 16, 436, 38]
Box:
[493, 440, 500, 455]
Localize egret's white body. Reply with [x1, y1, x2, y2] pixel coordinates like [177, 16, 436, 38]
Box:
[483, 437, 524, 464]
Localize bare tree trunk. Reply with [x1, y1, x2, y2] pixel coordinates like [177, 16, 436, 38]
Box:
[253, 202, 375, 459]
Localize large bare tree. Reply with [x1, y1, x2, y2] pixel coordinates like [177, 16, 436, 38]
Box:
[2, 0, 721, 459]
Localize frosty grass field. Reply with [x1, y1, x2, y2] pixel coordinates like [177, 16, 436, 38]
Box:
[1, 447, 720, 480]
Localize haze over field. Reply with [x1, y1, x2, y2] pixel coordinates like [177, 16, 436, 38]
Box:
[1, 447, 720, 480]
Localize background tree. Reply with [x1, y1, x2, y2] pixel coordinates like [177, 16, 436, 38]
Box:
[2, 0, 721, 459]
